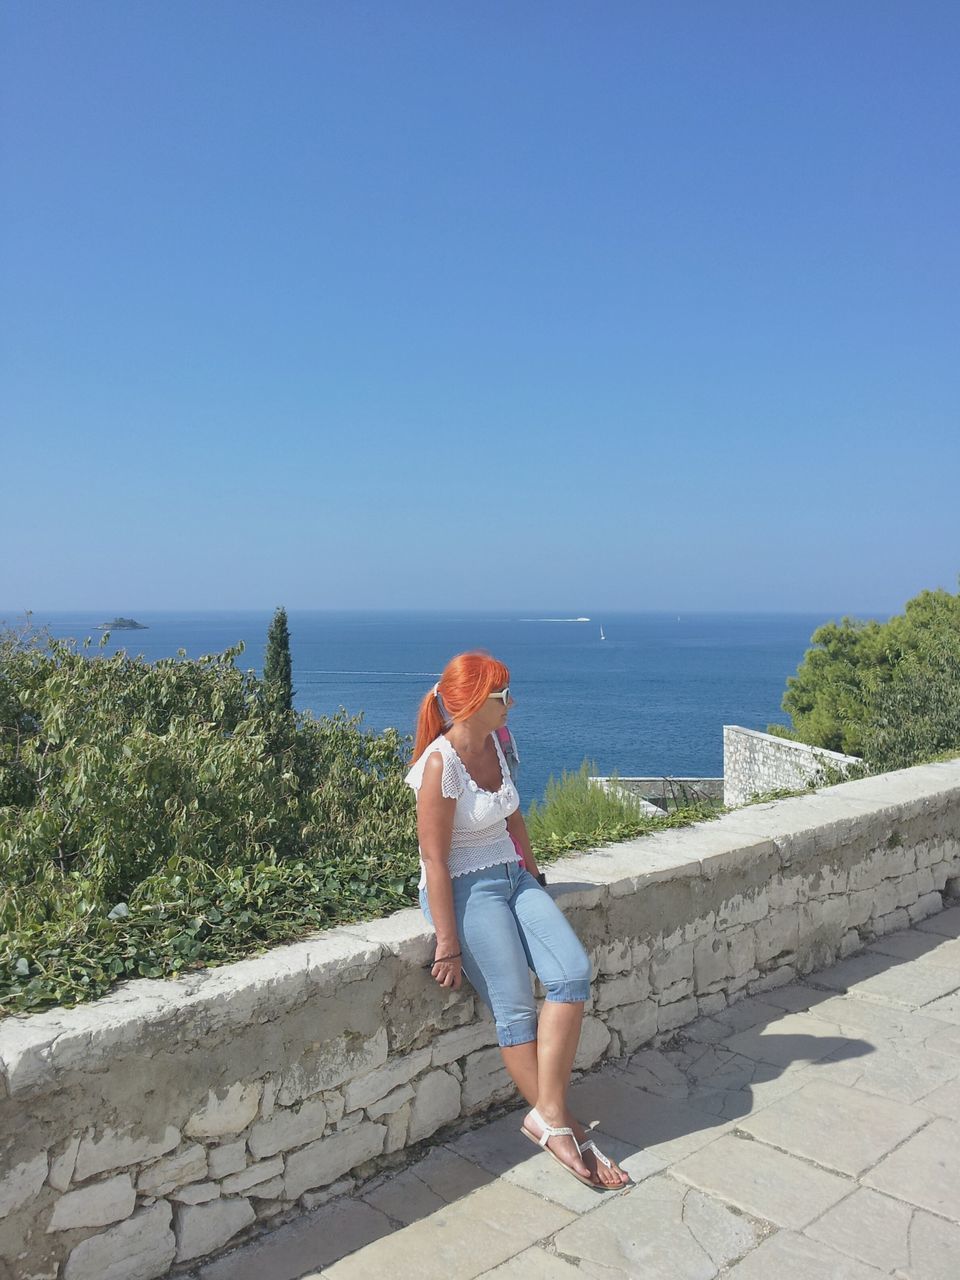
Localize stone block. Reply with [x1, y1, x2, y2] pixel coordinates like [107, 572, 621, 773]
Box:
[384, 1103, 411, 1154]
[207, 1139, 246, 1180]
[245, 1175, 285, 1200]
[840, 930, 862, 958]
[48, 1135, 80, 1193]
[726, 927, 757, 977]
[573, 1016, 611, 1070]
[916, 867, 936, 895]
[657, 996, 698, 1033]
[75, 1126, 180, 1182]
[137, 1144, 206, 1197]
[848, 855, 886, 893]
[47, 1174, 135, 1233]
[220, 1156, 284, 1195]
[870, 881, 899, 919]
[259, 1076, 278, 1119]
[248, 1097, 327, 1159]
[895, 872, 920, 908]
[343, 1048, 430, 1112]
[366, 1083, 414, 1120]
[594, 940, 633, 975]
[847, 889, 875, 927]
[277, 1027, 388, 1106]
[594, 969, 651, 1011]
[604, 1001, 658, 1053]
[716, 888, 768, 929]
[169, 1182, 220, 1205]
[0, 1151, 47, 1217]
[459, 1049, 512, 1112]
[697, 993, 726, 1017]
[881, 908, 912, 935]
[650, 942, 693, 992]
[748, 966, 796, 994]
[184, 1082, 261, 1140]
[284, 1122, 386, 1200]
[430, 1021, 499, 1067]
[174, 1196, 255, 1262]
[693, 934, 729, 990]
[754, 908, 799, 964]
[909, 892, 942, 923]
[409, 1068, 463, 1135]
[63, 1203, 175, 1280]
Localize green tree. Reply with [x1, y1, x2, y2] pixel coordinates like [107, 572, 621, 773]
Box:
[775, 581, 960, 762]
[263, 607, 294, 714]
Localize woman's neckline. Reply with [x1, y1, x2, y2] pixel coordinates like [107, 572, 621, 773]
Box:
[441, 731, 508, 796]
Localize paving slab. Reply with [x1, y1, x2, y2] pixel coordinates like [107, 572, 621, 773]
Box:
[724, 1229, 886, 1278]
[922, 989, 960, 1024]
[809, 952, 960, 1008]
[671, 1132, 853, 1228]
[914, 1074, 960, 1120]
[192, 1197, 394, 1280]
[359, 1167, 447, 1226]
[551, 1173, 767, 1279]
[867, 931, 960, 968]
[862, 1117, 960, 1219]
[805, 1185, 960, 1277]
[805, 1037, 959, 1104]
[480, 1246, 584, 1277]
[800, 990, 954, 1046]
[318, 1181, 573, 1280]
[916, 905, 960, 937]
[720, 1010, 858, 1069]
[404, 1146, 493, 1202]
[736, 1079, 928, 1176]
[444, 1110, 644, 1212]
[567, 1071, 731, 1166]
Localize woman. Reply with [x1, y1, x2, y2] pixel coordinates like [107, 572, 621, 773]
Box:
[406, 651, 629, 1189]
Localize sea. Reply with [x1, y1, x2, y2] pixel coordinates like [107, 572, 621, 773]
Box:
[3, 610, 871, 806]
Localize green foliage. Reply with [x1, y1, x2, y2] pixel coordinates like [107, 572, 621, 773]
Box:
[526, 763, 719, 860]
[775, 582, 960, 767]
[0, 627, 418, 1015]
[263, 606, 293, 715]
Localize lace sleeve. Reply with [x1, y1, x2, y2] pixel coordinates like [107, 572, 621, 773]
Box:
[404, 744, 464, 799]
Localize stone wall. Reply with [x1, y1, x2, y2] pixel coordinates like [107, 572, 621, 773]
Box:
[2, 760, 960, 1280]
[724, 724, 863, 807]
[591, 777, 723, 812]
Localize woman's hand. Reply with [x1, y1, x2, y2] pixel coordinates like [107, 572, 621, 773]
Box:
[429, 949, 463, 990]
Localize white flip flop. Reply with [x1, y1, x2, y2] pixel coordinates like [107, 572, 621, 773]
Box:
[520, 1107, 597, 1188]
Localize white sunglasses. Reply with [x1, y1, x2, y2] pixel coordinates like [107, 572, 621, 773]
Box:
[487, 686, 511, 705]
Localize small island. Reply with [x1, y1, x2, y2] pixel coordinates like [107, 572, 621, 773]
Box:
[97, 617, 148, 630]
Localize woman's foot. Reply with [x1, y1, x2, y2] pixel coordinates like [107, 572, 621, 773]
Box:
[570, 1118, 630, 1188]
[521, 1108, 593, 1184]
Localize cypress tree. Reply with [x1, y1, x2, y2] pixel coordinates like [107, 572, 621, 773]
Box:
[264, 606, 294, 714]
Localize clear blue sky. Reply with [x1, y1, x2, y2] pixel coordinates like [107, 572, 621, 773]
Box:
[3, 1, 958, 615]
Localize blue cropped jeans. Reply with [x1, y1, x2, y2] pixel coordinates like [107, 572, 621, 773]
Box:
[420, 860, 591, 1048]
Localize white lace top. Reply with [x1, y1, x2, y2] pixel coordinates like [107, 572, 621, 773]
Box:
[405, 732, 521, 887]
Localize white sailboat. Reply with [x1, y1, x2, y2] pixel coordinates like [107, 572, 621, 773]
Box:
[599, 625, 606, 641]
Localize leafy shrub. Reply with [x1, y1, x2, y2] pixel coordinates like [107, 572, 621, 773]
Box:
[0, 628, 419, 1015]
[774, 583, 960, 767]
[527, 762, 718, 859]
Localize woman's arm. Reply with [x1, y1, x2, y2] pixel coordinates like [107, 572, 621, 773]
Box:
[506, 808, 541, 879]
[417, 752, 462, 989]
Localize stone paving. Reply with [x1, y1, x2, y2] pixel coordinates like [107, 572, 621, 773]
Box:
[188, 905, 960, 1280]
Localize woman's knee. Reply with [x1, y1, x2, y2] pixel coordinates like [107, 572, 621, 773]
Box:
[542, 942, 592, 1003]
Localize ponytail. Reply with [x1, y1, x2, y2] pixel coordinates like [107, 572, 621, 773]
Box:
[411, 651, 510, 764]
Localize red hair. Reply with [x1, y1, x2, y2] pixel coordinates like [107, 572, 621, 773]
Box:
[412, 651, 510, 763]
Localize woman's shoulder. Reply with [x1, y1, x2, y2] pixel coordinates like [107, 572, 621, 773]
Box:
[404, 735, 463, 795]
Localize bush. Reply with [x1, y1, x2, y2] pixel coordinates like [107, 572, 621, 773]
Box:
[0, 628, 419, 1015]
[774, 582, 960, 767]
[527, 762, 718, 859]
